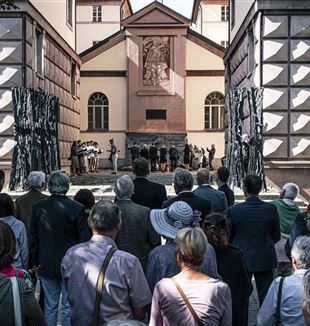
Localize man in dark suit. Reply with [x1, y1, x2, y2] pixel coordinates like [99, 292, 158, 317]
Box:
[194, 168, 228, 214]
[129, 142, 140, 165]
[30, 171, 90, 325]
[131, 158, 167, 210]
[15, 171, 49, 234]
[228, 175, 280, 306]
[114, 175, 160, 271]
[217, 166, 235, 207]
[162, 168, 211, 222]
[149, 143, 158, 172]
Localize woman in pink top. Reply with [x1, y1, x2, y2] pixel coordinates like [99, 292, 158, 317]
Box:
[150, 228, 232, 326]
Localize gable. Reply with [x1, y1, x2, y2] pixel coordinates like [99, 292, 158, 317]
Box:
[82, 40, 127, 71]
[122, 2, 191, 28]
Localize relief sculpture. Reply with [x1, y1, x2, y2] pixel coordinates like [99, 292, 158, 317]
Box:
[143, 36, 170, 86]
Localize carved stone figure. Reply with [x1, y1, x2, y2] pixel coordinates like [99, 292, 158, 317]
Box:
[143, 36, 170, 86]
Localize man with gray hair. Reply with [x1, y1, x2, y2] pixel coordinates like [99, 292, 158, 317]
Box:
[272, 182, 301, 275]
[62, 200, 152, 325]
[194, 168, 228, 214]
[114, 175, 160, 271]
[16, 171, 48, 233]
[162, 168, 211, 222]
[30, 171, 90, 326]
[258, 236, 310, 325]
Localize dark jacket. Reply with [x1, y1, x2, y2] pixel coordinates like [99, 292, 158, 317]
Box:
[228, 196, 280, 272]
[115, 200, 160, 270]
[162, 191, 211, 222]
[218, 184, 235, 207]
[140, 148, 149, 160]
[15, 189, 49, 233]
[285, 212, 308, 259]
[130, 145, 140, 160]
[30, 194, 90, 279]
[194, 184, 228, 214]
[207, 147, 216, 160]
[149, 146, 158, 160]
[0, 275, 46, 326]
[214, 245, 252, 326]
[132, 177, 167, 210]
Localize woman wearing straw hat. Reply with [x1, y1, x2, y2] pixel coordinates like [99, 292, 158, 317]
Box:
[146, 201, 219, 293]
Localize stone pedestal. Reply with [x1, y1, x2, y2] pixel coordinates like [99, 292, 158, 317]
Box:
[125, 132, 187, 165]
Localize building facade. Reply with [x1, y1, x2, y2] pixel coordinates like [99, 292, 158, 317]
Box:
[0, 0, 81, 175]
[79, 2, 225, 166]
[76, 0, 132, 53]
[195, 0, 229, 48]
[224, 0, 310, 200]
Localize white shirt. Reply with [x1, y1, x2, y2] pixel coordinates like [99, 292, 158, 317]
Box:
[257, 269, 307, 326]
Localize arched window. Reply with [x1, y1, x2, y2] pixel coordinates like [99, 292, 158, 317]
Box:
[88, 92, 109, 130]
[204, 92, 225, 130]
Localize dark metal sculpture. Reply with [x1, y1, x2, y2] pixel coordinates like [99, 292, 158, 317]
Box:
[226, 88, 245, 188]
[226, 87, 265, 189]
[9, 87, 60, 190]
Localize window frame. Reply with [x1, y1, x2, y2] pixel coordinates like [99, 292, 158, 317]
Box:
[88, 92, 109, 131]
[221, 5, 229, 22]
[35, 28, 44, 77]
[204, 92, 225, 131]
[67, 0, 73, 28]
[92, 5, 102, 22]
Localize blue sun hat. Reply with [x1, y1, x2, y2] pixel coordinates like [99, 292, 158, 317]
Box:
[150, 201, 201, 239]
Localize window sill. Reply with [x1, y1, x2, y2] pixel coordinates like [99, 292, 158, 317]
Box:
[84, 129, 109, 133]
[204, 129, 225, 132]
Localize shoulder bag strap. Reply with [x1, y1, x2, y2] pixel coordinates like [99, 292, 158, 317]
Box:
[10, 277, 22, 326]
[171, 277, 204, 326]
[91, 247, 117, 326]
[275, 277, 285, 326]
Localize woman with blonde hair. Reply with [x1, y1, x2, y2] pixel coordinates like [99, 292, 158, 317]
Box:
[150, 227, 232, 326]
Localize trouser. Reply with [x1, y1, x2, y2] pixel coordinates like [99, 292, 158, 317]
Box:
[248, 270, 274, 306]
[41, 276, 71, 326]
[112, 154, 118, 173]
[209, 158, 214, 171]
[84, 156, 89, 173]
[170, 159, 177, 171]
[150, 158, 156, 171]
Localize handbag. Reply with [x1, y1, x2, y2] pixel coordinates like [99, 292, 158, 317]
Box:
[171, 277, 204, 326]
[91, 246, 117, 326]
[10, 277, 22, 326]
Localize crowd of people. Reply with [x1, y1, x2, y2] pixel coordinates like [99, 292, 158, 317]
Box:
[0, 162, 310, 326]
[130, 142, 217, 173]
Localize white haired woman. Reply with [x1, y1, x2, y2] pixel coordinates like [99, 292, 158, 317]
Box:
[149, 227, 232, 326]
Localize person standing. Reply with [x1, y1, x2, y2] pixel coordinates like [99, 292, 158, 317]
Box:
[228, 175, 280, 306]
[15, 171, 48, 234]
[194, 168, 228, 214]
[61, 200, 152, 325]
[162, 168, 211, 223]
[114, 175, 160, 271]
[140, 144, 149, 161]
[149, 227, 231, 326]
[108, 138, 118, 174]
[70, 141, 80, 176]
[149, 143, 158, 172]
[169, 145, 178, 172]
[207, 144, 216, 171]
[183, 142, 190, 170]
[258, 236, 310, 326]
[131, 158, 167, 210]
[217, 167, 235, 207]
[130, 142, 140, 166]
[30, 171, 90, 326]
[159, 144, 167, 172]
